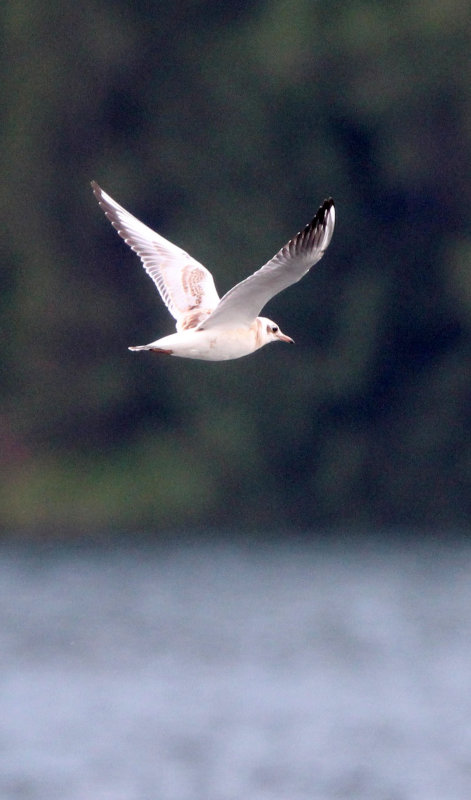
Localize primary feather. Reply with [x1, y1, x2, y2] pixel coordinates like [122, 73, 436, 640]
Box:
[199, 198, 335, 330]
[91, 181, 220, 331]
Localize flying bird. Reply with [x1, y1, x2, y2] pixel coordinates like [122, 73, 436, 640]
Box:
[91, 182, 335, 361]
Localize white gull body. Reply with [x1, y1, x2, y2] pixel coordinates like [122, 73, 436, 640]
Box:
[91, 182, 335, 361]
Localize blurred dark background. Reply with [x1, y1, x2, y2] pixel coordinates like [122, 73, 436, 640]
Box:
[2, 0, 471, 536]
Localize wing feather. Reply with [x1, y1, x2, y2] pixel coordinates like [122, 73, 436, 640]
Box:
[91, 182, 220, 330]
[199, 199, 335, 330]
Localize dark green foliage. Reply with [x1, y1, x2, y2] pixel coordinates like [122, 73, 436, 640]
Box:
[2, 0, 471, 533]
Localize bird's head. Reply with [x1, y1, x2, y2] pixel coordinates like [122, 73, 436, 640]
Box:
[259, 317, 294, 346]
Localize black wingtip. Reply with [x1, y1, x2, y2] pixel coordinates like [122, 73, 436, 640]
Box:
[314, 197, 335, 222]
[288, 197, 335, 256]
[301, 197, 335, 236]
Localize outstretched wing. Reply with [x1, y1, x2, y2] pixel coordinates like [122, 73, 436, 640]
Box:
[199, 198, 335, 331]
[92, 182, 220, 331]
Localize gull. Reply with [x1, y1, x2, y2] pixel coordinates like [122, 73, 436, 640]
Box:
[91, 182, 335, 361]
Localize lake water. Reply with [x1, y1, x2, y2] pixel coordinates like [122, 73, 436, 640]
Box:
[0, 534, 470, 800]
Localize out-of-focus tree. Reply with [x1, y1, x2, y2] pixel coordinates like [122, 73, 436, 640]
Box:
[1, 0, 471, 533]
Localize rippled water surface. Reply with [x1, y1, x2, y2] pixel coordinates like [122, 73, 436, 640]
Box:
[1, 535, 470, 799]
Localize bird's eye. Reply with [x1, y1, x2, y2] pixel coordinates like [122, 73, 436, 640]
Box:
[272, 325, 278, 333]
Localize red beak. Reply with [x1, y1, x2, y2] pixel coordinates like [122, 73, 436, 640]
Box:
[276, 332, 294, 344]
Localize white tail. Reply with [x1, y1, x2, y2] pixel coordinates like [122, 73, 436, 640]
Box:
[128, 344, 173, 355]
